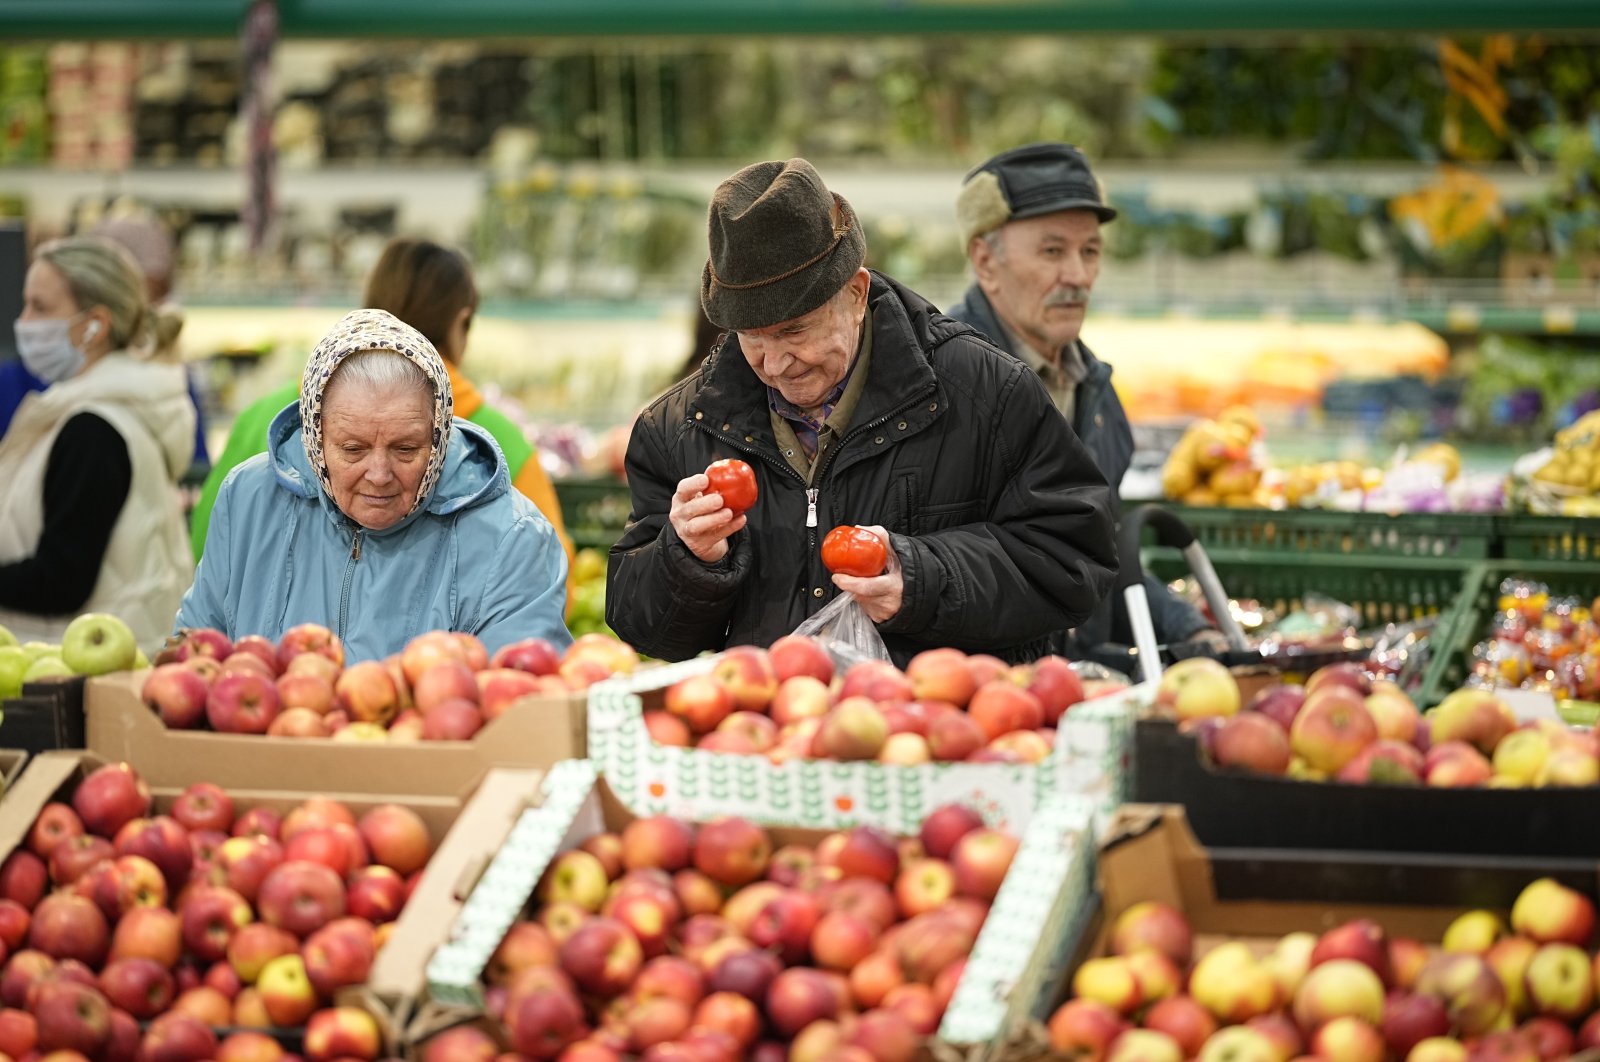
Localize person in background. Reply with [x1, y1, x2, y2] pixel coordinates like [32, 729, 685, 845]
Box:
[0, 237, 195, 652]
[607, 158, 1116, 666]
[189, 237, 574, 580]
[946, 142, 1215, 654]
[0, 216, 209, 474]
[175, 308, 570, 659]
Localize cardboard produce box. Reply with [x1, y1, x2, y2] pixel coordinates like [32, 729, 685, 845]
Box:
[85, 670, 585, 797]
[0, 749, 549, 1051]
[1132, 716, 1600, 857]
[416, 761, 1102, 1056]
[589, 656, 1143, 835]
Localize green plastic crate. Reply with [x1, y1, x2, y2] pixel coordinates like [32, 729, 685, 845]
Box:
[1496, 516, 1600, 562]
[1145, 549, 1476, 630]
[1159, 505, 1496, 560]
[1417, 561, 1600, 708]
[554, 477, 633, 551]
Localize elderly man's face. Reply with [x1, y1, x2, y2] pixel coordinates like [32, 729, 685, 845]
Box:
[737, 269, 870, 411]
[972, 209, 1102, 358]
[322, 380, 433, 531]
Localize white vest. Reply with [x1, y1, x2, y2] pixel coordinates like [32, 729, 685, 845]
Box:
[0, 353, 196, 653]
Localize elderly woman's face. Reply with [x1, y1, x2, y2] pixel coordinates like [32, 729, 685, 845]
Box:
[322, 379, 433, 531]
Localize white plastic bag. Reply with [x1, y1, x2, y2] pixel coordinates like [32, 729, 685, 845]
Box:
[792, 593, 893, 668]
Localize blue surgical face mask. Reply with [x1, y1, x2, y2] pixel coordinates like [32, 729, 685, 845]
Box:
[14, 315, 92, 384]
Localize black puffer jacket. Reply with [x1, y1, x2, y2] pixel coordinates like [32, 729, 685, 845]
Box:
[947, 284, 1209, 650]
[606, 272, 1117, 666]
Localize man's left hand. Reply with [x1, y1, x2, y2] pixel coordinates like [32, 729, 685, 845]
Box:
[831, 525, 902, 623]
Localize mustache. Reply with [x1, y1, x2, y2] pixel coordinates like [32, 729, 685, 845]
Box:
[1044, 287, 1091, 308]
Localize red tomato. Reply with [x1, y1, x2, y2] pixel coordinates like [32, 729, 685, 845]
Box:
[705, 459, 758, 514]
[821, 526, 888, 578]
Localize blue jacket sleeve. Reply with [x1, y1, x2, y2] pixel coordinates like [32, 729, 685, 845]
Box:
[173, 468, 236, 635]
[472, 509, 573, 654]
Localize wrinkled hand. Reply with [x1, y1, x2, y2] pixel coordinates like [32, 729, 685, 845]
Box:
[669, 473, 747, 564]
[831, 525, 903, 623]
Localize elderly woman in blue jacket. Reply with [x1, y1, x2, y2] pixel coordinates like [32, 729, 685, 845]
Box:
[175, 308, 570, 660]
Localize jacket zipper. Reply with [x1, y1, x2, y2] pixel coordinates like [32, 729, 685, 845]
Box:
[337, 528, 362, 639]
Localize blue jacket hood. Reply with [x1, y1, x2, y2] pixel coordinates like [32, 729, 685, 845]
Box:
[266, 402, 510, 531]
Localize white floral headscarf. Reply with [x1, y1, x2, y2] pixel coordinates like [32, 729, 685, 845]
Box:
[299, 308, 453, 519]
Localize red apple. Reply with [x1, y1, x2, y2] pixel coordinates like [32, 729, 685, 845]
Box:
[257, 862, 345, 938]
[232, 807, 284, 841]
[71, 763, 151, 839]
[226, 922, 298, 984]
[170, 784, 235, 835]
[277, 624, 345, 673]
[707, 947, 782, 1004]
[559, 917, 643, 997]
[113, 816, 192, 894]
[179, 884, 252, 962]
[31, 978, 110, 1057]
[97, 957, 174, 1018]
[47, 835, 113, 886]
[141, 664, 212, 729]
[768, 635, 834, 684]
[491, 637, 563, 676]
[477, 668, 545, 721]
[621, 817, 695, 873]
[302, 920, 376, 997]
[422, 699, 484, 741]
[1212, 713, 1292, 774]
[206, 673, 282, 734]
[950, 828, 1017, 901]
[0, 850, 47, 909]
[28, 894, 107, 966]
[303, 1005, 382, 1062]
[926, 711, 987, 762]
[506, 982, 587, 1059]
[256, 954, 317, 1026]
[276, 673, 336, 716]
[747, 890, 821, 965]
[693, 818, 771, 888]
[765, 967, 843, 1038]
[711, 647, 780, 712]
[214, 836, 285, 903]
[347, 866, 406, 924]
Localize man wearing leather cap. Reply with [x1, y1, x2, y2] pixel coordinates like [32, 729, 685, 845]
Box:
[948, 142, 1212, 654]
[607, 157, 1117, 665]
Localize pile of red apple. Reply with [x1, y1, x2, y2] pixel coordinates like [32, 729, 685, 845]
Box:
[0, 761, 437, 1061]
[650, 637, 1127, 766]
[424, 803, 1020, 1062]
[1050, 875, 1600, 1062]
[143, 626, 637, 742]
[1156, 657, 1600, 788]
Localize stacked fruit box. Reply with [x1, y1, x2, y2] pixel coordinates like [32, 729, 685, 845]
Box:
[589, 642, 1146, 837]
[0, 746, 544, 1060]
[409, 761, 1101, 1060]
[1042, 804, 1600, 1062]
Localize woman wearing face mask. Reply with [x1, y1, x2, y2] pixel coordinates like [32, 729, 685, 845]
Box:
[174, 308, 570, 662]
[0, 236, 195, 652]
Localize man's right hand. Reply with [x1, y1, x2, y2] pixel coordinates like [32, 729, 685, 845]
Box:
[669, 473, 747, 563]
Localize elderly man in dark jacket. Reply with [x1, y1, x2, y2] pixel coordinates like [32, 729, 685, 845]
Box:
[607, 158, 1117, 666]
[946, 143, 1213, 654]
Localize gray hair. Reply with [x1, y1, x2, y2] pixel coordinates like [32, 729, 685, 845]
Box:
[324, 349, 434, 404]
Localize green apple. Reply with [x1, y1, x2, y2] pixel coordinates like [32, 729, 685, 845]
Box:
[20, 642, 59, 664]
[133, 649, 149, 669]
[0, 647, 28, 699]
[60, 612, 138, 676]
[0, 625, 15, 649]
[22, 656, 73, 683]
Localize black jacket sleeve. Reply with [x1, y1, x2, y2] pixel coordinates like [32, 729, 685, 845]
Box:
[879, 360, 1118, 653]
[0, 412, 133, 614]
[606, 413, 752, 660]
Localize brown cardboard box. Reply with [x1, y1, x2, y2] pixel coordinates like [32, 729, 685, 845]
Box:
[0, 749, 547, 1053]
[0, 749, 29, 800]
[85, 670, 584, 797]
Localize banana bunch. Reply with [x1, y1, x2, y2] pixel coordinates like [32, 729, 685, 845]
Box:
[1533, 410, 1600, 495]
[1161, 406, 1265, 507]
